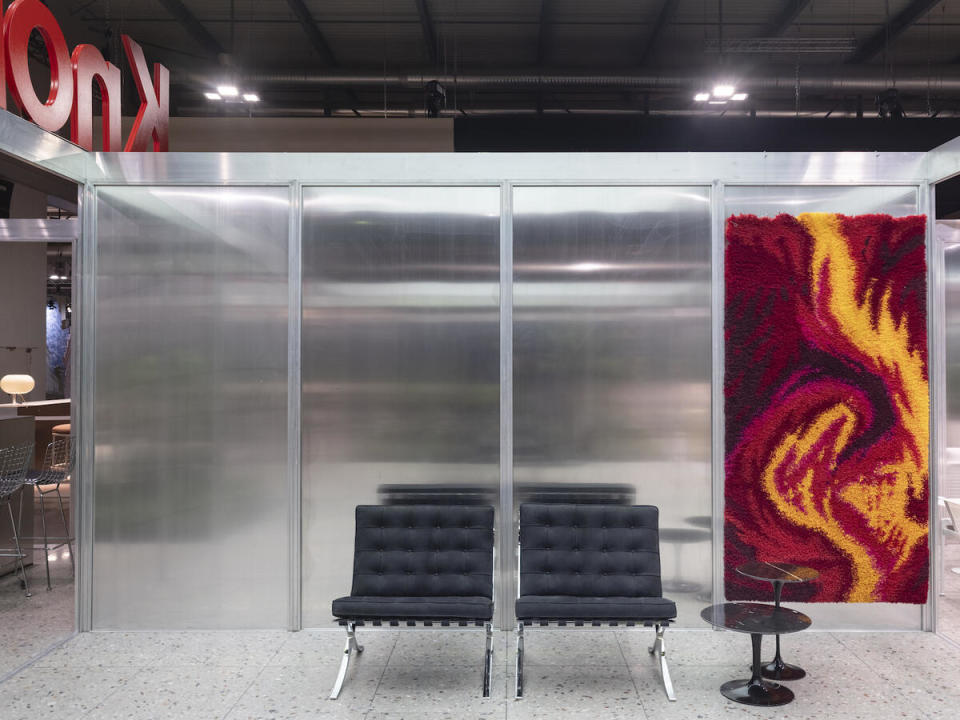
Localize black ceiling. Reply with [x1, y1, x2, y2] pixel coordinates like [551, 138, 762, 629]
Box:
[44, 0, 960, 117]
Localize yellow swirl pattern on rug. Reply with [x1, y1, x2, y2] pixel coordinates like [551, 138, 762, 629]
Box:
[758, 212, 927, 602]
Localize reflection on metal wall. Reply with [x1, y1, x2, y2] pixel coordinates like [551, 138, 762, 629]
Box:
[724, 184, 921, 630]
[513, 187, 712, 627]
[300, 187, 501, 627]
[943, 224, 960, 501]
[93, 186, 290, 629]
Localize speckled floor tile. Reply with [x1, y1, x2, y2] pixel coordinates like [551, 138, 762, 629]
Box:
[632, 663, 911, 720]
[505, 663, 642, 715]
[390, 629, 507, 667]
[505, 629, 626, 667]
[369, 710, 506, 720]
[269, 628, 397, 667]
[86, 664, 262, 720]
[371, 662, 507, 714]
[0, 665, 141, 720]
[155, 630, 288, 666]
[224, 663, 386, 718]
[32, 631, 171, 668]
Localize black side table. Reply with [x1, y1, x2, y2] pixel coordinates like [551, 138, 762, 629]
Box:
[701, 602, 811, 706]
[736, 561, 819, 680]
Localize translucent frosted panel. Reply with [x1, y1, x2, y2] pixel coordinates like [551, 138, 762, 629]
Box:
[512, 186, 712, 627]
[301, 187, 501, 628]
[93, 186, 290, 629]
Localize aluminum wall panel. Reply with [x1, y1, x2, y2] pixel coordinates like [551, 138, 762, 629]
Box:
[942, 225, 960, 500]
[301, 187, 501, 628]
[93, 186, 290, 629]
[723, 184, 922, 630]
[512, 186, 713, 627]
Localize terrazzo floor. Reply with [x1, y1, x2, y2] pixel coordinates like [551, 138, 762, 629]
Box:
[4, 522, 960, 718]
[0, 625, 956, 719]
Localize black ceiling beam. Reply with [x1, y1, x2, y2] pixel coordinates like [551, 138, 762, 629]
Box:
[284, 0, 339, 67]
[845, 0, 943, 64]
[155, 0, 225, 58]
[638, 0, 680, 66]
[537, 0, 551, 66]
[761, 0, 812, 37]
[414, 0, 438, 66]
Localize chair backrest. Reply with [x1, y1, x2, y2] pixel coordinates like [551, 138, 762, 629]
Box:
[946, 500, 960, 536]
[351, 504, 495, 598]
[0, 442, 34, 492]
[518, 503, 663, 598]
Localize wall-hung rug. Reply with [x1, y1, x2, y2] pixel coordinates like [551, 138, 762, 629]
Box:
[725, 212, 928, 603]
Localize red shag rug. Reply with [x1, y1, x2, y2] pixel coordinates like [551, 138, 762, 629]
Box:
[725, 212, 928, 603]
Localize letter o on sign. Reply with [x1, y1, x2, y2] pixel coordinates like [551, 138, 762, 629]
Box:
[4, 0, 74, 132]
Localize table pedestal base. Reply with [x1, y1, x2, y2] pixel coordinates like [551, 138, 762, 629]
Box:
[721, 678, 794, 706]
[760, 658, 806, 681]
[722, 632, 795, 706]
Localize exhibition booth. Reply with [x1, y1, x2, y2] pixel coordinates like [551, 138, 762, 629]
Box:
[1, 110, 957, 642]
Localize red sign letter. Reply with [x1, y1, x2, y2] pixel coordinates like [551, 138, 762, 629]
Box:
[122, 35, 169, 152]
[4, 0, 73, 132]
[70, 45, 121, 151]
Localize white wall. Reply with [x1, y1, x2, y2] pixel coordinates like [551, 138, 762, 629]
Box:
[0, 242, 46, 402]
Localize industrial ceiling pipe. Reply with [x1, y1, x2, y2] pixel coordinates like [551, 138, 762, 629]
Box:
[181, 66, 960, 94]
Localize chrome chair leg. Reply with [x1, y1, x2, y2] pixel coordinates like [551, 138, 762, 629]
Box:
[482, 622, 493, 698]
[330, 622, 358, 700]
[649, 624, 676, 701]
[515, 621, 524, 699]
[37, 489, 50, 590]
[7, 498, 30, 597]
[54, 487, 74, 575]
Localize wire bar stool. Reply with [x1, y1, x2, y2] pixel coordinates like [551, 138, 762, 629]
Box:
[0, 441, 35, 597]
[22, 437, 74, 590]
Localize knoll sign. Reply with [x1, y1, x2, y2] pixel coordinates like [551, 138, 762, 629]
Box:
[1, 0, 168, 151]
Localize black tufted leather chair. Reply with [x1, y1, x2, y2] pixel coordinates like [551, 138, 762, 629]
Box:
[515, 503, 677, 700]
[330, 504, 496, 699]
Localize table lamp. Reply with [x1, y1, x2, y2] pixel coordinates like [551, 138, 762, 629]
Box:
[0, 374, 34, 404]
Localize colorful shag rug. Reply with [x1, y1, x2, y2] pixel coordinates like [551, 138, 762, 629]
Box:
[725, 212, 928, 603]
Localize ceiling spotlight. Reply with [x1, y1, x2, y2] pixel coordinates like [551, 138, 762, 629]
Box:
[731, 92, 748, 101]
[242, 93, 260, 102]
[204, 91, 222, 101]
[694, 92, 710, 102]
[49, 273, 59, 280]
[713, 84, 736, 98]
[217, 85, 239, 97]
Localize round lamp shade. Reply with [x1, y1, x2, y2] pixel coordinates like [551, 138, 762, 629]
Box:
[0, 374, 34, 396]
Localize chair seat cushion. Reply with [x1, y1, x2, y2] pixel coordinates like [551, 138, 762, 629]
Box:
[332, 595, 493, 620]
[516, 595, 677, 621]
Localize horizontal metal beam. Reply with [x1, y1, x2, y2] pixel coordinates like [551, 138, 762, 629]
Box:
[846, 0, 943, 64]
[155, 0, 225, 58]
[181, 65, 960, 94]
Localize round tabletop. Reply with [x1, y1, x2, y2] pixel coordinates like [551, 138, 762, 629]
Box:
[736, 561, 820, 584]
[700, 602, 811, 635]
